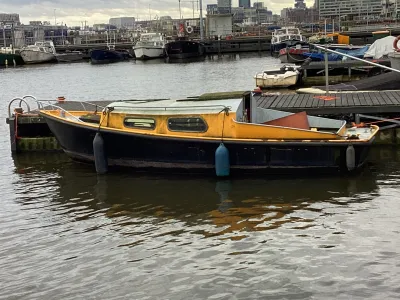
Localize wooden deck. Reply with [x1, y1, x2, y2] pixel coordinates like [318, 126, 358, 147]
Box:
[301, 59, 391, 71]
[255, 90, 400, 115]
[49, 90, 400, 117]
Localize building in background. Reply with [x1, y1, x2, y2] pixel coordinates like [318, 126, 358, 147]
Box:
[0, 13, 20, 25]
[281, 0, 319, 24]
[207, 4, 219, 15]
[206, 14, 233, 38]
[239, 0, 251, 8]
[318, 0, 381, 21]
[109, 17, 135, 29]
[253, 2, 264, 9]
[217, 0, 232, 14]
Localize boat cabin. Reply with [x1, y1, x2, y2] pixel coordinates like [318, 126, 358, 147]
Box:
[136, 32, 166, 47]
[44, 93, 377, 143]
[271, 27, 306, 44]
[24, 41, 56, 54]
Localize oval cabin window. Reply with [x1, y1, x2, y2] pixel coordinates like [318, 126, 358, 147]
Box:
[168, 117, 208, 132]
[124, 117, 156, 129]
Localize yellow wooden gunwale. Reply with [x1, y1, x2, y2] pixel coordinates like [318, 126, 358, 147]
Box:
[40, 110, 379, 143]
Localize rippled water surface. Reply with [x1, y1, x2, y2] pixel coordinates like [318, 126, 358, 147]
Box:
[1, 54, 400, 299]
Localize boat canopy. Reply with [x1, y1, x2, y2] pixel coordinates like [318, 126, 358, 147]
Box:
[106, 98, 244, 115]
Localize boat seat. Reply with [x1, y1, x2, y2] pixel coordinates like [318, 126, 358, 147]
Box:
[262, 111, 310, 130]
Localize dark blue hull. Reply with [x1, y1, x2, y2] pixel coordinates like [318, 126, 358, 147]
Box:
[90, 49, 131, 64]
[40, 112, 373, 176]
[165, 41, 205, 59]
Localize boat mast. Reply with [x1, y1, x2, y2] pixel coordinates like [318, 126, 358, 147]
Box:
[199, 0, 203, 41]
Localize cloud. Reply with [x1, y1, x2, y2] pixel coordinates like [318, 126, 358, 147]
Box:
[0, 0, 313, 26]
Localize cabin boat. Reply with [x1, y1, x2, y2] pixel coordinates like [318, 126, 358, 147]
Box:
[270, 27, 307, 54]
[133, 32, 166, 60]
[20, 41, 57, 64]
[254, 65, 301, 88]
[37, 93, 378, 176]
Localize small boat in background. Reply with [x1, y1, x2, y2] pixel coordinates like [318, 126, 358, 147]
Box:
[0, 47, 24, 66]
[278, 46, 310, 63]
[133, 32, 166, 60]
[270, 27, 307, 54]
[254, 65, 301, 88]
[55, 51, 84, 63]
[91, 30, 132, 64]
[37, 93, 378, 176]
[20, 41, 57, 64]
[90, 46, 131, 64]
[165, 23, 205, 59]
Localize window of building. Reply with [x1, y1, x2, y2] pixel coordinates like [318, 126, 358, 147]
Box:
[124, 117, 156, 129]
[168, 117, 208, 132]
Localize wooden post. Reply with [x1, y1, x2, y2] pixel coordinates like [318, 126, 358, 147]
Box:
[325, 51, 329, 95]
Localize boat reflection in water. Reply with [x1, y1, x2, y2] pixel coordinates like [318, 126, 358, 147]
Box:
[11, 151, 383, 239]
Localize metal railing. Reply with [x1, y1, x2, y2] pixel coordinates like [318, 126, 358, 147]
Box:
[311, 44, 400, 95]
[8, 95, 107, 122]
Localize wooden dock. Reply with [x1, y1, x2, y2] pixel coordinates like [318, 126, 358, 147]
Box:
[302, 59, 391, 71]
[255, 90, 400, 115]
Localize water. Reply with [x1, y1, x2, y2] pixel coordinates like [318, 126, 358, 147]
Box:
[1, 54, 400, 299]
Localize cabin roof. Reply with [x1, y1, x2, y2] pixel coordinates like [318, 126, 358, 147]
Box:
[106, 98, 243, 115]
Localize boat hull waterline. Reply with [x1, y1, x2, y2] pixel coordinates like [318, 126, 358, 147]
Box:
[20, 50, 56, 64]
[133, 47, 165, 60]
[41, 113, 374, 176]
[90, 49, 131, 64]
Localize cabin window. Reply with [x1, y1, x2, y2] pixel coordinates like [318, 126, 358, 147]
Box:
[168, 117, 208, 132]
[124, 117, 156, 129]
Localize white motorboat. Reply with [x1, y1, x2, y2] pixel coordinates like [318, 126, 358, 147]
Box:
[254, 65, 301, 88]
[270, 27, 307, 54]
[20, 41, 56, 64]
[133, 32, 166, 60]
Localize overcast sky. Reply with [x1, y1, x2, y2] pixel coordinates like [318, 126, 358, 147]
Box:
[0, 0, 313, 26]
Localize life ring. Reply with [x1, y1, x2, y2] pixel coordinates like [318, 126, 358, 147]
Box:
[394, 35, 400, 52]
[186, 26, 193, 34]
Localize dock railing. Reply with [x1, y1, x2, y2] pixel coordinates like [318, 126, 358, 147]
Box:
[311, 44, 400, 95]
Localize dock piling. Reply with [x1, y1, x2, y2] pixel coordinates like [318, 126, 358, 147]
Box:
[324, 52, 329, 95]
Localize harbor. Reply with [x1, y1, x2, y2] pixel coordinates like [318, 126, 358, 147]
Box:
[4, 2, 400, 299]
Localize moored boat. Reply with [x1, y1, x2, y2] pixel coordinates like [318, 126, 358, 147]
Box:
[20, 41, 57, 64]
[37, 94, 378, 176]
[165, 38, 205, 59]
[90, 47, 131, 64]
[165, 23, 205, 59]
[270, 27, 307, 54]
[254, 65, 301, 88]
[55, 51, 84, 63]
[133, 32, 166, 60]
[278, 46, 310, 63]
[0, 52, 24, 66]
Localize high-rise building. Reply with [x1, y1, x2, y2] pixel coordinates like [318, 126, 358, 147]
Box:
[239, 0, 251, 8]
[318, 0, 381, 20]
